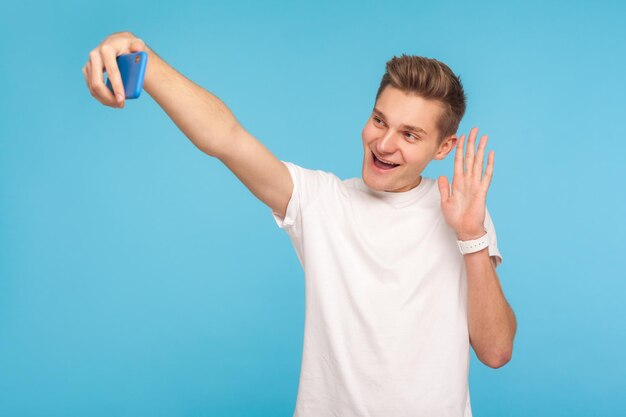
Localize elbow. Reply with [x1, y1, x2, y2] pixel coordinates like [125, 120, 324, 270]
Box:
[483, 349, 513, 369]
[210, 122, 244, 160]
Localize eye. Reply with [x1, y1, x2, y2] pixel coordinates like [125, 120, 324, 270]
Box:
[404, 132, 419, 141]
[373, 116, 385, 126]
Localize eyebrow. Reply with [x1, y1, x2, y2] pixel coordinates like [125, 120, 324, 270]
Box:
[373, 108, 428, 136]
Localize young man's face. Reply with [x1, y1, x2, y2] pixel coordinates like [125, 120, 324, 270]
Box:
[361, 86, 457, 192]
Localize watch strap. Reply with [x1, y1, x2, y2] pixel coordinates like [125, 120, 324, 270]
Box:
[457, 232, 490, 255]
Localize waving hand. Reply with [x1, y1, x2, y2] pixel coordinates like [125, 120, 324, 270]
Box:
[437, 127, 494, 241]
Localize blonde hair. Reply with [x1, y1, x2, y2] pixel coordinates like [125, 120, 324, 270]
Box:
[375, 54, 466, 142]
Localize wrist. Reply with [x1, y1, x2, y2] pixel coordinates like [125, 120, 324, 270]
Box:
[456, 231, 490, 255]
[456, 229, 486, 241]
[143, 47, 164, 94]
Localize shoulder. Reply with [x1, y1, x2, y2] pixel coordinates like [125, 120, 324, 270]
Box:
[280, 161, 348, 207]
[282, 161, 339, 179]
[281, 161, 342, 188]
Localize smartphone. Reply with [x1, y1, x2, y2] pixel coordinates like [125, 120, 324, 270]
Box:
[105, 52, 148, 99]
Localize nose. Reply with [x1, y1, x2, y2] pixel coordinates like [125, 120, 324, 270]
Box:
[375, 129, 398, 155]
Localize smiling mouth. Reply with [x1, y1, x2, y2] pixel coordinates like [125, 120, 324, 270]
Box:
[372, 151, 400, 170]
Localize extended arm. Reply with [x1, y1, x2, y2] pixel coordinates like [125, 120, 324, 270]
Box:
[141, 43, 239, 158]
[82, 32, 293, 218]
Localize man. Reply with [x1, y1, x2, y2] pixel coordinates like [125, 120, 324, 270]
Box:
[83, 31, 517, 417]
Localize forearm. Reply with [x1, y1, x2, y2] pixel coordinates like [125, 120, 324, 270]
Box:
[142, 44, 240, 157]
[465, 248, 516, 368]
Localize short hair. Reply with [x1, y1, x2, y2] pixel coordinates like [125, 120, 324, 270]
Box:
[375, 54, 466, 142]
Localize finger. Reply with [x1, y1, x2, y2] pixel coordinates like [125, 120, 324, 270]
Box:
[465, 127, 478, 176]
[472, 135, 488, 180]
[82, 64, 90, 91]
[82, 65, 93, 99]
[453, 134, 465, 178]
[88, 49, 119, 108]
[481, 150, 495, 190]
[87, 51, 112, 107]
[437, 176, 450, 204]
[129, 38, 146, 52]
[84, 61, 99, 102]
[101, 44, 126, 105]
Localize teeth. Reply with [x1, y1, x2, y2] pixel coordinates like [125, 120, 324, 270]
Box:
[375, 154, 398, 165]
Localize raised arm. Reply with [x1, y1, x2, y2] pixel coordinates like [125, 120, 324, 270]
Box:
[82, 31, 293, 219]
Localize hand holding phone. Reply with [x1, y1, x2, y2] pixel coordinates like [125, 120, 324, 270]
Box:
[82, 32, 148, 108]
[106, 52, 148, 100]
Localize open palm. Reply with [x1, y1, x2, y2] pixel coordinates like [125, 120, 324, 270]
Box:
[437, 127, 495, 241]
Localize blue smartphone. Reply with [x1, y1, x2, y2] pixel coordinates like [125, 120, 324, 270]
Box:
[106, 52, 148, 99]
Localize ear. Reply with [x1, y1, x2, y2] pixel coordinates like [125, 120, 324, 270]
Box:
[433, 135, 457, 161]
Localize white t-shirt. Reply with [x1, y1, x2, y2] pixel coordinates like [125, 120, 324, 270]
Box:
[271, 161, 503, 417]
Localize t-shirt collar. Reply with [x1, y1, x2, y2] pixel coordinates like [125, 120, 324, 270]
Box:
[359, 176, 429, 205]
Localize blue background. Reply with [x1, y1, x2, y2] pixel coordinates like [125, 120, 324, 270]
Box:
[1, 0, 625, 416]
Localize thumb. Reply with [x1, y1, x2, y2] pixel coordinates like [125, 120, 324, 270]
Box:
[129, 38, 146, 52]
[437, 176, 450, 203]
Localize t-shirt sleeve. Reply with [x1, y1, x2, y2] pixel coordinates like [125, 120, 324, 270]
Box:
[270, 160, 337, 241]
[484, 207, 503, 268]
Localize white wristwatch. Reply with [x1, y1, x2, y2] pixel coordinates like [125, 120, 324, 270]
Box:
[457, 232, 490, 255]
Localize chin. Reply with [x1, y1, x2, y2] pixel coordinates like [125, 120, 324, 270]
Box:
[361, 164, 386, 191]
[362, 176, 379, 190]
